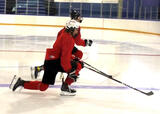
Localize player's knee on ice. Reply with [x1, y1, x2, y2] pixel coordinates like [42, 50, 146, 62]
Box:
[39, 83, 49, 91]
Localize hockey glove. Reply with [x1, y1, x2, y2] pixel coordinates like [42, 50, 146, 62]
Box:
[70, 59, 84, 75]
[84, 39, 93, 46]
[79, 61, 84, 68]
[70, 60, 77, 73]
[71, 56, 84, 68]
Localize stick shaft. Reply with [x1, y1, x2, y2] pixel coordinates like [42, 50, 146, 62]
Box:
[84, 63, 153, 96]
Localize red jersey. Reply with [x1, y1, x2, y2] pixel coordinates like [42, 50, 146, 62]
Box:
[56, 27, 86, 47]
[45, 31, 75, 72]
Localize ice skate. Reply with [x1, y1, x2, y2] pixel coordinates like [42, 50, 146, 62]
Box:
[31, 66, 41, 79]
[60, 82, 76, 96]
[12, 77, 25, 91]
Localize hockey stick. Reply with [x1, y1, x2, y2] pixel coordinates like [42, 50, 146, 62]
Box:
[84, 65, 113, 78]
[83, 62, 153, 96]
[83, 61, 113, 78]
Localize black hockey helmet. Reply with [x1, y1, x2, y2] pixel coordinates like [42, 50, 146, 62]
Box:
[70, 9, 83, 23]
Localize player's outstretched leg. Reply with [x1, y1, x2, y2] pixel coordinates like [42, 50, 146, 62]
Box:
[31, 65, 44, 79]
[60, 82, 76, 96]
[12, 77, 49, 92]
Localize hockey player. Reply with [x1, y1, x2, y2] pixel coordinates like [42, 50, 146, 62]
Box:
[32, 9, 93, 79]
[12, 20, 84, 96]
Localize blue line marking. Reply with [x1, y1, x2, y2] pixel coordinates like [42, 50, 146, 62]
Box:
[1, 84, 159, 91]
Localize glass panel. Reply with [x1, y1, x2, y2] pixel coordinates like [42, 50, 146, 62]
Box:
[28, 0, 38, 15]
[152, 7, 158, 20]
[92, 3, 101, 18]
[140, 7, 145, 19]
[0, 0, 5, 14]
[82, 3, 91, 17]
[17, 0, 27, 15]
[0, 0, 159, 21]
[128, 0, 134, 19]
[60, 2, 69, 16]
[145, 7, 151, 20]
[111, 4, 118, 18]
[122, 0, 127, 19]
[134, 0, 141, 19]
[102, 3, 111, 18]
[70, 2, 80, 10]
[48, 2, 59, 16]
[38, 0, 46, 15]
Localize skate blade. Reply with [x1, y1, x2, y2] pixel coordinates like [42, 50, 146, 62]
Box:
[59, 73, 64, 80]
[30, 67, 35, 79]
[9, 75, 17, 89]
[60, 91, 76, 96]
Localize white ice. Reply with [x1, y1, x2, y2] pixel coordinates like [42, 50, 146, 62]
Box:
[0, 26, 160, 114]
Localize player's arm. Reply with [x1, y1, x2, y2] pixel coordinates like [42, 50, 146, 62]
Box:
[74, 27, 93, 46]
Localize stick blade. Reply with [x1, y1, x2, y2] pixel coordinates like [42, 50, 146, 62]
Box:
[145, 91, 154, 96]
